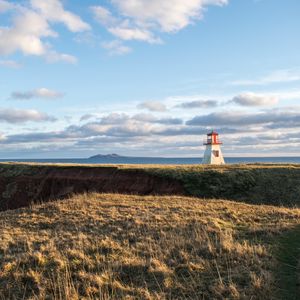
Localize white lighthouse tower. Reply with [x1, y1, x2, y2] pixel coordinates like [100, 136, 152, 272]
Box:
[202, 131, 225, 165]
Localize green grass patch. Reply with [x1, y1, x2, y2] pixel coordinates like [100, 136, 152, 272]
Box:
[275, 225, 300, 300]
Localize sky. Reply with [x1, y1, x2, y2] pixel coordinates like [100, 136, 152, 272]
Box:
[0, 0, 300, 158]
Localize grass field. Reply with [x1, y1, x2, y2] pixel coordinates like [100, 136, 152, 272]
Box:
[1, 193, 299, 299]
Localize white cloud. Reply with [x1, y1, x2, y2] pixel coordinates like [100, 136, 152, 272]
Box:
[111, 0, 228, 32]
[91, 6, 117, 27]
[0, 108, 55, 123]
[30, 0, 90, 32]
[101, 40, 132, 55]
[0, 9, 55, 56]
[0, 0, 90, 62]
[137, 101, 167, 112]
[11, 88, 64, 100]
[91, 6, 160, 44]
[108, 26, 158, 43]
[92, 0, 228, 49]
[34, 88, 63, 99]
[231, 92, 278, 106]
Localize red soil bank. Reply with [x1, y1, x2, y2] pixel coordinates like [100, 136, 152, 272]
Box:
[0, 166, 185, 211]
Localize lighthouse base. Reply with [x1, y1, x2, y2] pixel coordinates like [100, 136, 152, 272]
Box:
[202, 144, 225, 165]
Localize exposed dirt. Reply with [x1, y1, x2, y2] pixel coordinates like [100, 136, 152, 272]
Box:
[0, 166, 185, 211]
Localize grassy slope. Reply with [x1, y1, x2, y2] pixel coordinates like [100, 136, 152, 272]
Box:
[0, 194, 300, 299]
[144, 164, 300, 207]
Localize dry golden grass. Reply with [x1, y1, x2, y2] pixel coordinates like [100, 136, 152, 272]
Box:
[0, 194, 300, 299]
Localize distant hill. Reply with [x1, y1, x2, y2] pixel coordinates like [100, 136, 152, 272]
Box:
[88, 153, 123, 159]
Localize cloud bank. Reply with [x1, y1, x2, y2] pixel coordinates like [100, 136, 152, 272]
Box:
[231, 93, 278, 106]
[1, 104, 300, 157]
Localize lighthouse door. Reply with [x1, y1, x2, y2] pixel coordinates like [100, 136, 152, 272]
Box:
[213, 150, 219, 157]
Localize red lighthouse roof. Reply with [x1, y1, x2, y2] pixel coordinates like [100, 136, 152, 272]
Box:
[207, 130, 219, 136]
[204, 130, 222, 145]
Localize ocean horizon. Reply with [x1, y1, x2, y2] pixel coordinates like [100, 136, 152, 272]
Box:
[1, 156, 300, 165]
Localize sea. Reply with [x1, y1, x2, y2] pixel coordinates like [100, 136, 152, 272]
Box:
[0, 156, 300, 165]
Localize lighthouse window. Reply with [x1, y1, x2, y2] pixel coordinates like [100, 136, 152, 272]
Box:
[213, 150, 219, 157]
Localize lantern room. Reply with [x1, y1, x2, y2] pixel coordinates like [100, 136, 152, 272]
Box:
[204, 131, 222, 145]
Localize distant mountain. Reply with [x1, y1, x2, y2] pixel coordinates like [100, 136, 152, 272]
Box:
[88, 154, 124, 159]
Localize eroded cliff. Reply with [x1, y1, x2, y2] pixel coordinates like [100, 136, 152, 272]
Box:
[0, 164, 184, 211]
[1, 163, 300, 211]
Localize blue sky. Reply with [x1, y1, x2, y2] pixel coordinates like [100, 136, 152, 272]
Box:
[0, 0, 300, 158]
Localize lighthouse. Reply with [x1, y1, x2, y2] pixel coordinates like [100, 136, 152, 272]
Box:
[202, 131, 225, 165]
